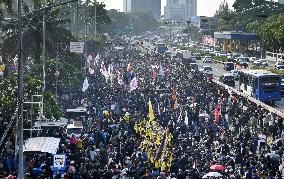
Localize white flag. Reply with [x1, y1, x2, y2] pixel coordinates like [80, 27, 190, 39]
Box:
[129, 77, 138, 92]
[94, 54, 100, 66]
[108, 64, 114, 84]
[87, 54, 93, 62]
[185, 111, 188, 125]
[100, 61, 109, 79]
[117, 70, 123, 85]
[158, 61, 164, 76]
[82, 78, 89, 92]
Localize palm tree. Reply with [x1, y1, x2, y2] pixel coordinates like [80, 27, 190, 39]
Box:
[1, 0, 74, 65]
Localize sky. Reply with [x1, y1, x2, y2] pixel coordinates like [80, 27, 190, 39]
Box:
[97, 0, 236, 17]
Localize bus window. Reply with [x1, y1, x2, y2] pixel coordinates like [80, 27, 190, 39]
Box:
[260, 77, 280, 92]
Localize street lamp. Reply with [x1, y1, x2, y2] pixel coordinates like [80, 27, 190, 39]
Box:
[186, 20, 191, 47]
[164, 21, 172, 43]
[16, 1, 78, 178]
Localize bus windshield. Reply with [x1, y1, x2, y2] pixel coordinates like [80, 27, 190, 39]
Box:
[260, 76, 280, 92]
[157, 43, 165, 47]
[65, 107, 87, 121]
[66, 128, 82, 135]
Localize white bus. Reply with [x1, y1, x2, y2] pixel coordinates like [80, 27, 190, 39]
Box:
[266, 52, 284, 61]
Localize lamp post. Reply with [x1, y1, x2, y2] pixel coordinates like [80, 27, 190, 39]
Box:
[16, 1, 78, 178]
[17, 0, 24, 177]
[186, 20, 191, 47]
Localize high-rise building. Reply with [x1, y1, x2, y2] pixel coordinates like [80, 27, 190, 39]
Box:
[123, 0, 131, 12]
[164, 0, 197, 21]
[123, 0, 161, 20]
[279, 0, 284, 4]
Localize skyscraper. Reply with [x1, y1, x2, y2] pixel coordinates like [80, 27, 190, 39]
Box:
[164, 0, 197, 21]
[123, 0, 161, 20]
[279, 0, 284, 4]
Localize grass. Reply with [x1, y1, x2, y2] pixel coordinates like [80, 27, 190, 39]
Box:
[214, 56, 229, 63]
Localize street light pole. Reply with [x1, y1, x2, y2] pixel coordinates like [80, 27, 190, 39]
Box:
[94, 0, 97, 38]
[17, 0, 24, 177]
[187, 20, 191, 47]
[42, 11, 46, 93]
[169, 21, 172, 43]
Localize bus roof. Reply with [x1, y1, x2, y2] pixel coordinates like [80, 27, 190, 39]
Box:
[67, 121, 83, 129]
[66, 107, 87, 113]
[239, 69, 280, 77]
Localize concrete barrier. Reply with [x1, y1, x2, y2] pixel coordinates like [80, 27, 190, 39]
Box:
[213, 79, 284, 118]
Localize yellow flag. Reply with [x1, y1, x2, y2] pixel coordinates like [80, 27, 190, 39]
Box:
[149, 99, 155, 122]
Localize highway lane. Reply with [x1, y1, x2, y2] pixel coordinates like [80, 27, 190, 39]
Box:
[196, 60, 284, 112]
[139, 36, 284, 116]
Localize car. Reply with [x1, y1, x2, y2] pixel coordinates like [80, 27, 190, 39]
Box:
[253, 59, 269, 67]
[281, 79, 284, 95]
[219, 74, 235, 87]
[190, 63, 198, 71]
[275, 61, 284, 70]
[203, 56, 213, 63]
[236, 59, 249, 68]
[200, 66, 213, 74]
[229, 70, 240, 80]
[249, 57, 258, 63]
[224, 62, 235, 71]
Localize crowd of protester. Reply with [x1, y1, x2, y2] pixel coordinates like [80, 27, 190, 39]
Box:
[1, 37, 284, 179]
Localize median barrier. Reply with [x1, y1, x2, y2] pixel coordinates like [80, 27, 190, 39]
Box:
[213, 79, 284, 118]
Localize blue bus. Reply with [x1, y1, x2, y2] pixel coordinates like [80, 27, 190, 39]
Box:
[239, 70, 282, 102]
[155, 43, 168, 54]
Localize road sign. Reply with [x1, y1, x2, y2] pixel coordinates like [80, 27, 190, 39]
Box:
[70, 42, 84, 53]
[53, 154, 66, 168]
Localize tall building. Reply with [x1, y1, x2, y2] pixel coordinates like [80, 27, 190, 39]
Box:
[123, 0, 131, 12]
[279, 0, 284, 4]
[164, 0, 197, 21]
[123, 0, 161, 20]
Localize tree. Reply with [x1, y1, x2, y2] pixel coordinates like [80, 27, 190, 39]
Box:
[1, 0, 74, 64]
[258, 13, 284, 52]
[0, 74, 61, 121]
[71, 1, 111, 35]
[215, 0, 236, 31]
[30, 58, 84, 95]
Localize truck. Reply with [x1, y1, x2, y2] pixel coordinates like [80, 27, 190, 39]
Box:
[182, 52, 196, 65]
[155, 43, 168, 54]
[66, 121, 83, 138]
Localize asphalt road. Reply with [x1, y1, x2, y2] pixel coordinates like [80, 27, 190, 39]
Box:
[196, 60, 284, 112]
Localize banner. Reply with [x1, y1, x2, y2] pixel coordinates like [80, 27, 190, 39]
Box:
[53, 154, 66, 168]
[70, 42, 84, 54]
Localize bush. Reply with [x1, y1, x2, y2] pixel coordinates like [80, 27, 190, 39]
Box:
[214, 56, 229, 63]
[270, 69, 284, 78]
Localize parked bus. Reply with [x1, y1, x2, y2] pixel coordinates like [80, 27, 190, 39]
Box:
[266, 52, 284, 61]
[65, 107, 87, 122]
[239, 70, 282, 102]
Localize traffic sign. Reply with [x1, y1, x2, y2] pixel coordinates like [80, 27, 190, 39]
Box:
[53, 154, 66, 169]
[70, 42, 84, 53]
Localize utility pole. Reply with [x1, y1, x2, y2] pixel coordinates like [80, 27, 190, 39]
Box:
[55, 44, 59, 104]
[42, 11, 46, 93]
[169, 21, 172, 43]
[187, 20, 191, 47]
[82, 0, 89, 75]
[17, 0, 24, 177]
[94, 0, 97, 38]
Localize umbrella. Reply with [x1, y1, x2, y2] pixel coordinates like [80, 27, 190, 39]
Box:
[210, 164, 225, 171]
[266, 153, 281, 161]
[202, 172, 223, 178]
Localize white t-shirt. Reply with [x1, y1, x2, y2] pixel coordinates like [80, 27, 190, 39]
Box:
[258, 134, 266, 143]
[279, 164, 284, 177]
